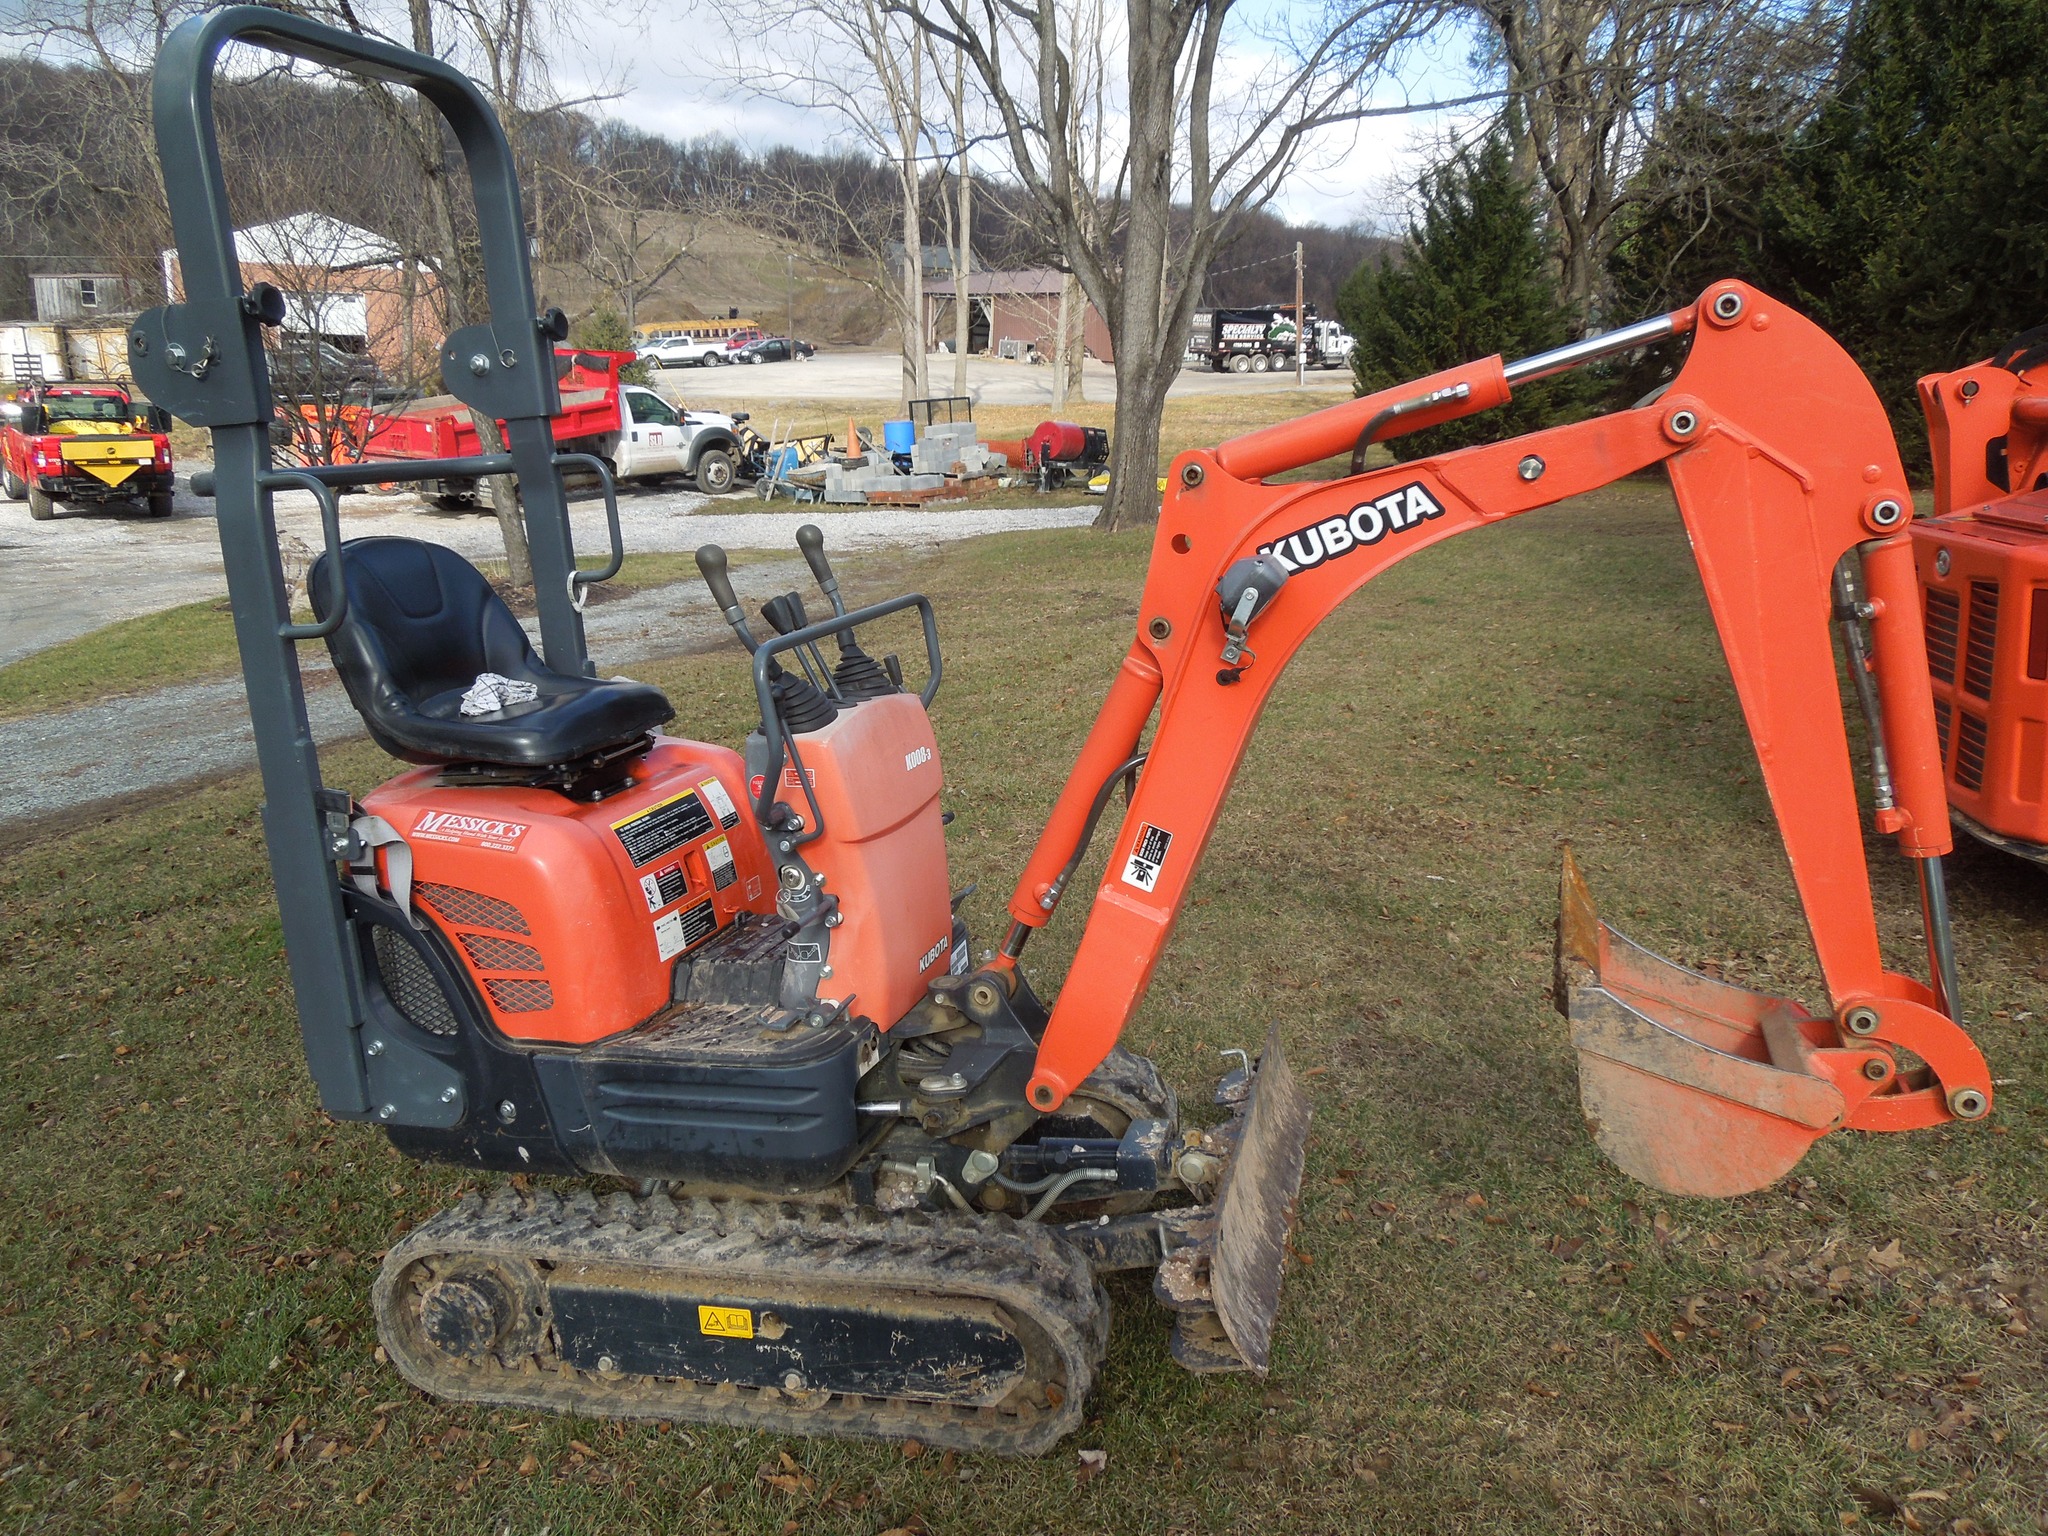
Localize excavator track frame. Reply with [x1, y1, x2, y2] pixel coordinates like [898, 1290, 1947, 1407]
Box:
[375, 1186, 1108, 1456]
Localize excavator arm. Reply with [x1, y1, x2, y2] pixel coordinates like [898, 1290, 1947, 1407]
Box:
[1003, 280, 1993, 1197]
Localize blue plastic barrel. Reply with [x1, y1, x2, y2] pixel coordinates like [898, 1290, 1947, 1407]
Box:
[883, 419, 916, 455]
[769, 445, 800, 478]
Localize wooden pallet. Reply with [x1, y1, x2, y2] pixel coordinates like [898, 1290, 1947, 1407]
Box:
[863, 475, 1003, 506]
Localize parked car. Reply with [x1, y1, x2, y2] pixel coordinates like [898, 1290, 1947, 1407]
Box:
[722, 326, 764, 352]
[268, 338, 393, 400]
[732, 337, 816, 365]
[637, 336, 729, 369]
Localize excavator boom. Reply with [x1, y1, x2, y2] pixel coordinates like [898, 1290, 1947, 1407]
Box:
[1006, 281, 1993, 1195]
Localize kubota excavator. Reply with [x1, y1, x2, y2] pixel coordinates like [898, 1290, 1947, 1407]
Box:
[137, 8, 1994, 1456]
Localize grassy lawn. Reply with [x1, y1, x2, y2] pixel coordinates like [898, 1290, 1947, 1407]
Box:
[4, 484, 2046, 1535]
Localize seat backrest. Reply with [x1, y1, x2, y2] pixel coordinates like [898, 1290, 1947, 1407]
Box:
[314, 536, 541, 720]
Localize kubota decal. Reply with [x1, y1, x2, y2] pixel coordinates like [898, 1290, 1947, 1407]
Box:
[412, 809, 529, 851]
[1260, 482, 1445, 572]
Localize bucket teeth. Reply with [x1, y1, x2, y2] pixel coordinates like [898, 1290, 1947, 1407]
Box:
[1557, 849, 1843, 1198]
[1152, 1023, 1312, 1374]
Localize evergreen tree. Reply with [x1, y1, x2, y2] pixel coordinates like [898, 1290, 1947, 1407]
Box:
[1607, 0, 2048, 465]
[1337, 125, 1586, 459]
[575, 304, 653, 384]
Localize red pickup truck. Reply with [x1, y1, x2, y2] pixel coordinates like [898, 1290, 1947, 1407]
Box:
[2, 381, 176, 519]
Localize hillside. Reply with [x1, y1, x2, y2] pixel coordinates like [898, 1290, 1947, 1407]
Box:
[533, 213, 892, 347]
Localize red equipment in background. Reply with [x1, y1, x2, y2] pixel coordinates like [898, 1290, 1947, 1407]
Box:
[1915, 331, 2048, 863]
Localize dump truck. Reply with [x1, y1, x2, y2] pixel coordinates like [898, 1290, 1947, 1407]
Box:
[0, 380, 175, 519]
[356, 347, 749, 501]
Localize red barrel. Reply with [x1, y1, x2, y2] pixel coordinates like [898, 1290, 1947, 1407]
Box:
[1026, 421, 1106, 464]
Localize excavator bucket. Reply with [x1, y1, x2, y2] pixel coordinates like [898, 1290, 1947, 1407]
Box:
[1556, 849, 1847, 1197]
[1153, 1024, 1313, 1373]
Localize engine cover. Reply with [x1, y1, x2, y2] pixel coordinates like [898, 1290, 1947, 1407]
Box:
[362, 737, 778, 1046]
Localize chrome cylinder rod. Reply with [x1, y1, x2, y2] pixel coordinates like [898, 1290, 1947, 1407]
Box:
[1918, 855, 1964, 1021]
[1503, 310, 1687, 387]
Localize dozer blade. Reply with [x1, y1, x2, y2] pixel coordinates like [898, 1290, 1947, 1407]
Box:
[1153, 1023, 1313, 1374]
[1556, 848, 1846, 1197]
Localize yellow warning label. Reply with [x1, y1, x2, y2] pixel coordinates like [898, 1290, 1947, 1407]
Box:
[698, 1304, 753, 1339]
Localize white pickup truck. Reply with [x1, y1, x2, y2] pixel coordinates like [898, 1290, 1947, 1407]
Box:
[637, 336, 730, 369]
[573, 386, 748, 495]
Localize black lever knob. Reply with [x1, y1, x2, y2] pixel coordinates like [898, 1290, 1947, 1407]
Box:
[696, 543, 739, 612]
[760, 592, 811, 636]
[795, 523, 845, 615]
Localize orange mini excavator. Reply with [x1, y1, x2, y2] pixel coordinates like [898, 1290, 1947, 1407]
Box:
[1913, 331, 2048, 864]
[138, 8, 1992, 1456]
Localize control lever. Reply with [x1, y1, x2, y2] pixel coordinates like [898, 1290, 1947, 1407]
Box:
[796, 523, 846, 616]
[695, 544, 758, 651]
[794, 522, 898, 699]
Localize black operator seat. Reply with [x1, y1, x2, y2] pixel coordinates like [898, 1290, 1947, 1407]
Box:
[312, 536, 673, 767]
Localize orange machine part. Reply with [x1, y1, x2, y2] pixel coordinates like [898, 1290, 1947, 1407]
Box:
[363, 738, 776, 1044]
[773, 692, 954, 1026]
[1009, 281, 1988, 1137]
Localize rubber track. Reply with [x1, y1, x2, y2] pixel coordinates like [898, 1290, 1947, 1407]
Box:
[374, 1185, 1110, 1456]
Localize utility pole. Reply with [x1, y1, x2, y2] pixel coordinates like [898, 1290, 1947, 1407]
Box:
[1293, 240, 1305, 387]
[786, 251, 795, 346]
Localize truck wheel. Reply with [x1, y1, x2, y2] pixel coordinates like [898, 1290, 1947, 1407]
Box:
[27, 486, 56, 520]
[147, 490, 174, 518]
[1230, 354, 1253, 374]
[2, 468, 24, 500]
[1251, 352, 1271, 373]
[693, 449, 736, 495]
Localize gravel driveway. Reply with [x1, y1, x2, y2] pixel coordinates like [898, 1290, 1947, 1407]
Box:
[0, 478, 1096, 829]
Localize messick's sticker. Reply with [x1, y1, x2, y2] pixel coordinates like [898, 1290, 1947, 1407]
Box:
[704, 835, 737, 891]
[698, 776, 740, 829]
[639, 863, 688, 913]
[1121, 822, 1173, 892]
[698, 1304, 753, 1339]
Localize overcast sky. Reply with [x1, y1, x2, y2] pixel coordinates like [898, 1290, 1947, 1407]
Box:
[554, 9, 1489, 232]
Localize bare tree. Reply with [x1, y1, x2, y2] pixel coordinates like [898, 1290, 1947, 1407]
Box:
[720, 0, 935, 403]
[1468, 0, 1846, 330]
[894, 0, 1465, 529]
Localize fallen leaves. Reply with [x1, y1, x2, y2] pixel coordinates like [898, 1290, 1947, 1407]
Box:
[1641, 1330, 1676, 1363]
[1076, 1447, 1108, 1485]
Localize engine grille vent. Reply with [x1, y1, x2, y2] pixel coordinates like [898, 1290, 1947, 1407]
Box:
[416, 882, 530, 935]
[1963, 580, 2000, 699]
[1955, 711, 1989, 791]
[485, 977, 555, 1013]
[1924, 586, 1961, 683]
[371, 925, 459, 1036]
[1934, 698, 1952, 763]
[459, 932, 545, 972]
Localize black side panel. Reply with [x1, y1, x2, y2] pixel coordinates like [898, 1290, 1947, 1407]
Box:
[533, 1005, 872, 1188]
[346, 890, 579, 1175]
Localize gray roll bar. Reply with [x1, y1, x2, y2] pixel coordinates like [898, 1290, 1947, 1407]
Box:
[125, 8, 587, 1124]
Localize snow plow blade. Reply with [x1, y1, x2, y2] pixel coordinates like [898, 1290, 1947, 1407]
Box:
[1556, 848, 1847, 1197]
[1152, 1023, 1312, 1374]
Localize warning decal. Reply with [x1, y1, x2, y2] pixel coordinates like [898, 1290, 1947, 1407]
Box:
[1121, 822, 1173, 892]
[612, 790, 712, 867]
[705, 835, 737, 891]
[697, 1304, 753, 1339]
[653, 897, 718, 961]
[638, 863, 688, 913]
[698, 776, 740, 829]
